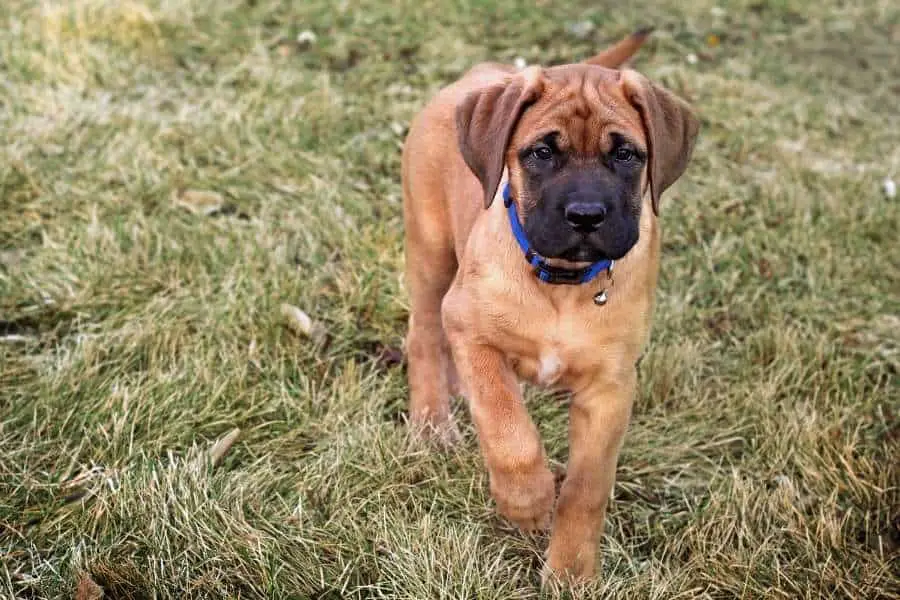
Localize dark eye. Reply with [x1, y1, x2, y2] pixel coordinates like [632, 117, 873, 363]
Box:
[532, 144, 553, 161]
[613, 146, 635, 162]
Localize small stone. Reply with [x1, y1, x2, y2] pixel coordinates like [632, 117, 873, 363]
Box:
[686, 53, 699, 65]
[883, 177, 896, 199]
[296, 30, 317, 47]
[282, 304, 314, 336]
[281, 303, 327, 343]
[566, 20, 595, 40]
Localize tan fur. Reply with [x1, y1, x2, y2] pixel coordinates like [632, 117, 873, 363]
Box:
[401, 30, 698, 581]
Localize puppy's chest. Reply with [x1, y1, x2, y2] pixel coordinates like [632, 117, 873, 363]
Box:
[507, 319, 602, 388]
[473, 263, 651, 388]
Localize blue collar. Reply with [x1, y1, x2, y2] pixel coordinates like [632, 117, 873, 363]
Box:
[503, 183, 613, 285]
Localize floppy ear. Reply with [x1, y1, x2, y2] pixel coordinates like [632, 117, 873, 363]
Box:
[622, 70, 700, 214]
[456, 68, 544, 208]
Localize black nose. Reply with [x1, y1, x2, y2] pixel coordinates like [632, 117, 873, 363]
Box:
[565, 202, 607, 232]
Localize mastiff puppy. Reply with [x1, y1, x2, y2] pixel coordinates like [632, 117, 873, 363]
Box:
[401, 29, 699, 580]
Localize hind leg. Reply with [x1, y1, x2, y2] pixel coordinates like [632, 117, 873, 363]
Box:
[406, 265, 459, 443]
[404, 222, 460, 444]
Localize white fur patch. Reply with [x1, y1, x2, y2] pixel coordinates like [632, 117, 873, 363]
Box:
[537, 351, 563, 386]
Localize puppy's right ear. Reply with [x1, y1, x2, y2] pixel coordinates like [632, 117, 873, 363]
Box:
[456, 67, 544, 208]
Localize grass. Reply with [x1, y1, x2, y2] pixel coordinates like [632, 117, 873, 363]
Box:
[1, 0, 898, 597]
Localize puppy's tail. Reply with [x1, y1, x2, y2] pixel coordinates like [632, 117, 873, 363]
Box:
[584, 27, 653, 68]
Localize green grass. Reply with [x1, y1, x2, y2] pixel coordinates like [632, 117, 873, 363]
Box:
[1, 0, 898, 598]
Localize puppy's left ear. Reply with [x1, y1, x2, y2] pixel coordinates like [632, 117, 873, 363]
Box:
[622, 70, 700, 214]
[456, 67, 544, 208]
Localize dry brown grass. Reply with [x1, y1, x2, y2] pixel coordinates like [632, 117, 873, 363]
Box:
[1, 0, 898, 598]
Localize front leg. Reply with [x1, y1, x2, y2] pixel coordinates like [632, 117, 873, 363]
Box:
[545, 367, 636, 580]
[446, 333, 555, 530]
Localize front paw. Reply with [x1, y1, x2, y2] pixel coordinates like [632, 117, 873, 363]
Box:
[542, 539, 598, 584]
[490, 464, 555, 531]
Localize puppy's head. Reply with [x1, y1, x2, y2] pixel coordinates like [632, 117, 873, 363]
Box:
[456, 65, 699, 263]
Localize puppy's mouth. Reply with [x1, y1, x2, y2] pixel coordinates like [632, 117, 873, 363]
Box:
[524, 215, 639, 264]
[528, 234, 613, 265]
[558, 245, 610, 264]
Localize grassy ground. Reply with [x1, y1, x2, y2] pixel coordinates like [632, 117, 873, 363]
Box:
[1, 0, 898, 598]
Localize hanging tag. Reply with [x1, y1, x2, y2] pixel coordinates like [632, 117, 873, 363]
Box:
[593, 289, 608, 306]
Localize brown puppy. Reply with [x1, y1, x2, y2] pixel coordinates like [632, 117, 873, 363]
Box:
[401, 30, 699, 580]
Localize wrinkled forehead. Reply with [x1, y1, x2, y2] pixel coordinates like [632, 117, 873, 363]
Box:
[512, 65, 645, 155]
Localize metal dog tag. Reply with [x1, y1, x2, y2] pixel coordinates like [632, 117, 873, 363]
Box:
[593, 289, 608, 306]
